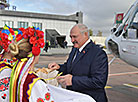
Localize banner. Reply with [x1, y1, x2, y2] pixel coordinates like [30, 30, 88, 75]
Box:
[116, 13, 124, 24]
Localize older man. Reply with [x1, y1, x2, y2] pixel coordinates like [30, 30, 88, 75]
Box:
[48, 24, 108, 102]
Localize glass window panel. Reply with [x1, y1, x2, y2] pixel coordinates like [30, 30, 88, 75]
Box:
[18, 21, 28, 28]
[2, 20, 14, 28]
[32, 22, 42, 30]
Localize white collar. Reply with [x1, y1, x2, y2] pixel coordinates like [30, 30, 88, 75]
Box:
[79, 38, 91, 52]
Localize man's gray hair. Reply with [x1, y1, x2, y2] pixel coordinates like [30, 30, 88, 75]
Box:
[76, 24, 89, 36]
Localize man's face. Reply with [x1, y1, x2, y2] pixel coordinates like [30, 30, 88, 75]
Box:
[70, 26, 88, 48]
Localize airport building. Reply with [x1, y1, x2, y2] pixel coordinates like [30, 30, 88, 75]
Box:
[0, 0, 83, 47]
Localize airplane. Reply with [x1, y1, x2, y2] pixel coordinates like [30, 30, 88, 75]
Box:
[105, 0, 138, 68]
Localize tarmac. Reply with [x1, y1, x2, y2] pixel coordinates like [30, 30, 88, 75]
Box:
[40, 47, 110, 56]
[40, 47, 72, 56]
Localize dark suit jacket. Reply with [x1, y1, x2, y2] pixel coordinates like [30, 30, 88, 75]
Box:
[59, 40, 108, 102]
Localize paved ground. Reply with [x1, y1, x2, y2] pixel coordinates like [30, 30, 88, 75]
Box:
[36, 48, 138, 102]
[41, 47, 72, 56]
[107, 55, 138, 102]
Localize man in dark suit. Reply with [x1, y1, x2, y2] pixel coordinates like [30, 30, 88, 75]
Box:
[48, 24, 108, 102]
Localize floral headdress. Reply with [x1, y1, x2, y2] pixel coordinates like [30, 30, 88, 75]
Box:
[16, 27, 45, 56]
[0, 25, 16, 52]
[0, 25, 45, 56]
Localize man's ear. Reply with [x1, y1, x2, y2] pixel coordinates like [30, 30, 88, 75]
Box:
[84, 32, 88, 36]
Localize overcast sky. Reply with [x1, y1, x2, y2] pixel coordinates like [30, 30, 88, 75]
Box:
[8, 0, 136, 36]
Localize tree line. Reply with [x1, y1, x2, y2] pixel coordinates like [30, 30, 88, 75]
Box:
[89, 29, 102, 36]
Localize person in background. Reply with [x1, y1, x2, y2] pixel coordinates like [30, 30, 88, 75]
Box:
[55, 39, 58, 48]
[48, 23, 108, 102]
[48, 40, 51, 49]
[44, 40, 49, 52]
[64, 40, 68, 48]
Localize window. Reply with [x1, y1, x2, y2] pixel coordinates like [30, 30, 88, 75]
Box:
[123, 11, 138, 39]
[133, 11, 138, 22]
[18, 21, 28, 28]
[32, 22, 42, 30]
[2, 20, 14, 28]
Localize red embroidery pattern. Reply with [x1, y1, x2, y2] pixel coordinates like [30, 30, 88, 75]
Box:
[0, 77, 10, 92]
[45, 92, 50, 100]
[36, 92, 54, 102]
[2, 59, 13, 64]
[1, 93, 7, 99]
[37, 98, 44, 102]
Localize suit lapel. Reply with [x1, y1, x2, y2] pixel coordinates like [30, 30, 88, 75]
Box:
[67, 48, 77, 73]
[72, 49, 87, 65]
[68, 48, 77, 65]
[72, 40, 93, 66]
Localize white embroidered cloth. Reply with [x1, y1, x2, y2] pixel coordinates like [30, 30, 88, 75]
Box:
[30, 80, 96, 102]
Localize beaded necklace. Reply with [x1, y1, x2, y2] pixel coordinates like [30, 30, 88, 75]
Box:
[0, 54, 14, 69]
[1, 58, 13, 64]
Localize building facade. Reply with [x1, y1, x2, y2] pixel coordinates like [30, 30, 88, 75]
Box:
[0, 10, 83, 46]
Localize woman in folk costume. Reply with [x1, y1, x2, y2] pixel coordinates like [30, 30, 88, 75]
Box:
[0, 26, 17, 102]
[8, 27, 55, 102]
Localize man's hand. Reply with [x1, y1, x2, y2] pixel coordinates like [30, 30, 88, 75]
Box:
[57, 74, 73, 86]
[48, 62, 60, 71]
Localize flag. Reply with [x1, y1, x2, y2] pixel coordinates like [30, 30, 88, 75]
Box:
[116, 13, 124, 24]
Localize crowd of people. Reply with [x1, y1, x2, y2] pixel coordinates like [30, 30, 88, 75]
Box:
[0, 23, 108, 102]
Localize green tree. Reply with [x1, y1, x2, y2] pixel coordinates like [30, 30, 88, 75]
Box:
[97, 30, 102, 36]
[89, 29, 93, 36]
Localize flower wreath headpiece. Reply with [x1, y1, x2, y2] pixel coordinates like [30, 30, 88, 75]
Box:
[0, 25, 45, 56]
[16, 27, 45, 56]
[0, 25, 16, 52]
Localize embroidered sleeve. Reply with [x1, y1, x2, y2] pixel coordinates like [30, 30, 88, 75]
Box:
[0, 77, 10, 102]
[29, 80, 54, 102]
[0, 77, 10, 92]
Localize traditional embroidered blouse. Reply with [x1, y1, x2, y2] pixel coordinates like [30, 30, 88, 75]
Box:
[9, 56, 95, 102]
[9, 56, 55, 102]
[0, 54, 13, 102]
